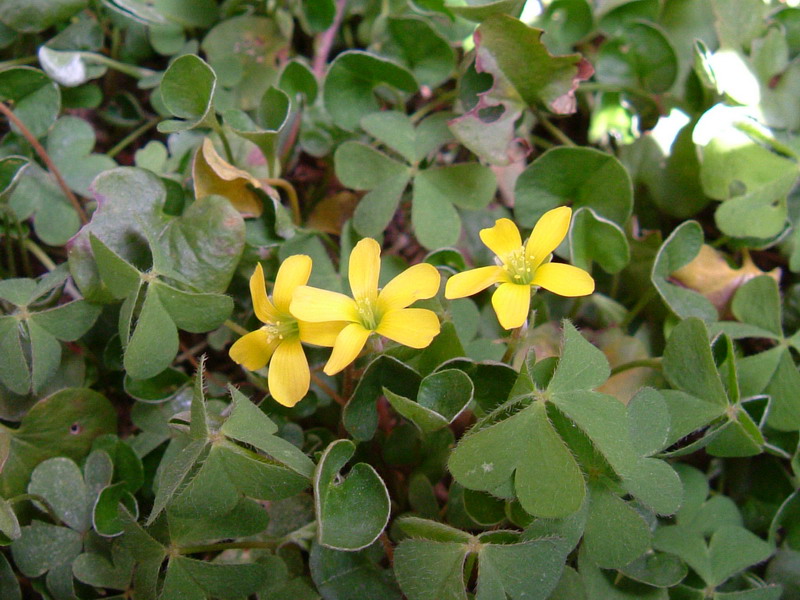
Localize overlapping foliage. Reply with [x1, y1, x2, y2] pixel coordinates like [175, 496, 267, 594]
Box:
[1, 0, 799, 598]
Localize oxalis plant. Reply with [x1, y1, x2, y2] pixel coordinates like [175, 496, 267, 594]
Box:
[1, 0, 800, 598]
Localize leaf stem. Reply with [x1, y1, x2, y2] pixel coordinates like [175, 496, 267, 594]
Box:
[311, 371, 346, 406]
[213, 123, 236, 164]
[539, 116, 576, 147]
[263, 178, 301, 225]
[106, 117, 159, 158]
[76, 52, 158, 80]
[224, 319, 249, 337]
[312, 0, 348, 78]
[178, 540, 275, 555]
[0, 102, 89, 224]
[619, 287, 657, 329]
[609, 357, 662, 377]
[0, 55, 37, 69]
[25, 239, 56, 271]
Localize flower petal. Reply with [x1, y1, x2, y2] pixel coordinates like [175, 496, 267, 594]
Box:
[272, 254, 312, 313]
[349, 238, 381, 302]
[376, 308, 440, 349]
[377, 263, 441, 313]
[229, 329, 278, 371]
[268, 338, 310, 407]
[491, 283, 531, 329]
[480, 218, 522, 259]
[444, 266, 504, 299]
[250, 263, 279, 323]
[324, 323, 371, 375]
[298, 320, 347, 347]
[526, 206, 572, 270]
[532, 262, 595, 297]
[290, 286, 358, 323]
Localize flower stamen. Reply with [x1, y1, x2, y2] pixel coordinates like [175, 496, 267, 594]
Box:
[504, 247, 533, 285]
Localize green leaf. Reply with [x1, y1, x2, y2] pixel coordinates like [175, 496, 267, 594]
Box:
[577, 546, 667, 600]
[447, 0, 525, 21]
[335, 141, 411, 190]
[27, 319, 60, 394]
[0, 552, 21, 600]
[315, 439, 390, 550]
[651, 221, 717, 322]
[0, 388, 116, 498]
[69, 167, 245, 300]
[360, 111, 417, 164]
[151, 281, 232, 333]
[30, 299, 101, 341]
[124, 285, 179, 380]
[310, 542, 402, 600]
[411, 174, 462, 249]
[569, 207, 630, 274]
[169, 497, 269, 546]
[386, 17, 455, 88]
[93, 482, 139, 536]
[0, 497, 20, 544]
[549, 320, 611, 393]
[158, 54, 218, 133]
[72, 543, 134, 590]
[663, 318, 728, 406]
[394, 539, 469, 600]
[28, 457, 90, 532]
[396, 516, 473, 544]
[418, 163, 498, 211]
[0, 0, 87, 33]
[515, 147, 633, 227]
[10, 520, 82, 577]
[8, 162, 80, 246]
[595, 22, 678, 93]
[0, 156, 28, 200]
[161, 556, 269, 600]
[147, 439, 207, 525]
[46, 115, 116, 195]
[384, 369, 473, 434]
[223, 86, 290, 176]
[619, 551, 688, 588]
[449, 403, 586, 518]
[343, 355, 421, 441]
[476, 537, 570, 600]
[0, 317, 29, 395]
[0, 67, 61, 138]
[323, 51, 418, 131]
[583, 485, 651, 568]
[220, 386, 315, 478]
[731, 276, 782, 338]
[89, 234, 140, 298]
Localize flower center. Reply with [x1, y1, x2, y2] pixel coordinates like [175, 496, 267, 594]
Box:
[503, 247, 533, 284]
[262, 318, 298, 343]
[355, 297, 379, 331]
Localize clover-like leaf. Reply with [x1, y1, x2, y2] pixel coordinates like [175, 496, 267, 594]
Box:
[569, 206, 630, 274]
[323, 51, 418, 131]
[193, 137, 266, 216]
[384, 369, 473, 434]
[0, 67, 61, 138]
[515, 147, 633, 228]
[158, 54, 219, 133]
[315, 439, 390, 550]
[0, 0, 87, 33]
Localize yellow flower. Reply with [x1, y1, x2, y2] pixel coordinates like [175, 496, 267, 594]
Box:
[229, 257, 345, 407]
[445, 207, 594, 329]
[290, 238, 441, 375]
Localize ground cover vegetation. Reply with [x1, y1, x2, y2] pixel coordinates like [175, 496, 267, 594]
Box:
[0, 0, 799, 598]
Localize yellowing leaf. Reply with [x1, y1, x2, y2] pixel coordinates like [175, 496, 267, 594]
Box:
[671, 245, 780, 315]
[192, 138, 268, 217]
[306, 191, 358, 235]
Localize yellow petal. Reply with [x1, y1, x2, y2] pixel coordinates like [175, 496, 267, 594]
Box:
[273, 254, 312, 313]
[290, 286, 358, 323]
[268, 338, 310, 407]
[526, 206, 572, 270]
[250, 263, 279, 323]
[229, 329, 279, 371]
[492, 283, 532, 329]
[532, 262, 595, 297]
[444, 266, 504, 299]
[377, 263, 441, 313]
[298, 320, 347, 347]
[480, 218, 522, 259]
[349, 238, 381, 302]
[376, 308, 440, 349]
[324, 323, 371, 375]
